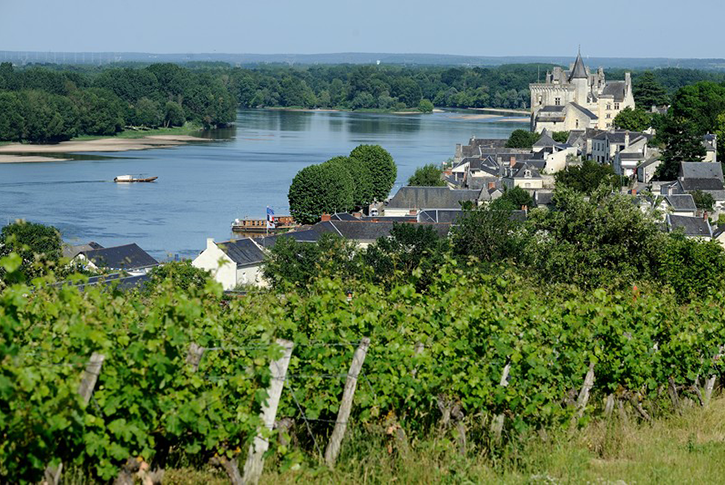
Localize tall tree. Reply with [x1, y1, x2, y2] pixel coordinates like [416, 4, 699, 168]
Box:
[408, 164, 445, 186]
[349, 145, 397, 202]
[613, 107, 652, 132]
[656, 116, 706, 180]
[554, 160, 620, 194]
[633, 71, 669, 108]
[506, 129, 540, 149]
[288, 162, 354, 224]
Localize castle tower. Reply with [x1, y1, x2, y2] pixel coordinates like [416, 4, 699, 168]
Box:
[569, 50, 588, 106]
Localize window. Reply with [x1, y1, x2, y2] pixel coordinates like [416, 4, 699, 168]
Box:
[555, 97, 561, 106]
[606, 103, 612, 110]
[576, 119, 579, 128]
[537, 95, 543, 105]
[614, 102, 620, 110]
[524, 170, 532, 178]
[606, 113, 611, 119]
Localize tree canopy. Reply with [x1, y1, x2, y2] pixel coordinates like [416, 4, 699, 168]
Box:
[408, 164, 445, 187]
[554, 160, 620, 194]
[506, 129, 541, 149]
[613, 107, 652, 132]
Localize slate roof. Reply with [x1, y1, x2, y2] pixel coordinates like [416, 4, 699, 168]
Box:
[79, 243, 158, 271]
[217, 238, 266, 267]
[569, 52, 588, 80]
[418, 209, 465, 224]
[534, 191, 554, 207]
[664, 194, 697, 212]
[533, 130, 556, 148]
[540, 105, 566, 113]
[570, 103, 598, 120]
[73, 273, 151, 292]
[680, 162, 724, 181]
[667, 215, 712, 237]
[680, 178, 725, 191]
[601, 81, 627, 102]
[62, 241, 103, 259]
[512, 163, 542, 179]
[386, 187, 480, 209]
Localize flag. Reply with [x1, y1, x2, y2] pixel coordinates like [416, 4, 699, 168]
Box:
[266, 206, 275, 229]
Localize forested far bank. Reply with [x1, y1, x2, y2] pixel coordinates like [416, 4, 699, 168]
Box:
[2, 61, 725, 143]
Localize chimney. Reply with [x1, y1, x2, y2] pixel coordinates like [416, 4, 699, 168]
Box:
[624, 131, 630, 148]
[510, 158, 516, 168]
[352, 211, 362, 219]
[488, 181, 496, 190]
[321, 213, 331, 222]
[206, 237, 215, 250]
[631, 187, 637, 196]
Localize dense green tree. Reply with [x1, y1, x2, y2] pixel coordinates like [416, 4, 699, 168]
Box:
[288, 162, 355, 224]
[132, 97, 163, 128]
[491, 186, 533, 210]
[656, 116, 706, 180]
[408, 164, 445, 186]
[552, 131, 569, 143]
[613, 107, 652, 132]
[669, 81, 725, 136]
[349, 145, 397, 202]
[164, 101, 186, 127]
[0, 220, 62, 281]
[633, 71, 669, 108]
[417, 99, 434, 113]
[525, 187, 664, 288]
[554, 159, 620, 194]
[0, 92, 24, 141]
[689, 190, 715, 211]
[145, 260, 211, 293]
[505, 129, 540, 149]
[71, 88, 125, 136]
[19, 90, 79, 143]
[451, 205, 528, 263]
[262, 233, 363, 288]
[362, 223, 448, 289]
[325, 155, 372, 209]
[656, 234, 725, 301]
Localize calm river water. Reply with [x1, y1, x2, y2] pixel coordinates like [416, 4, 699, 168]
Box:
[0, 109, 524, 259]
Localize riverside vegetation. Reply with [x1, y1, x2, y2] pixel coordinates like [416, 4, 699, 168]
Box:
[1, 61, 724, 143]
[3, 180, 725, 483]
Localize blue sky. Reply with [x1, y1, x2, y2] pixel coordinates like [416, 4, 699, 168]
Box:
[1, 0, 722, 58]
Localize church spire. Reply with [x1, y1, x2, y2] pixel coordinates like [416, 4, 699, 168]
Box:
[569, 48, 588, 80]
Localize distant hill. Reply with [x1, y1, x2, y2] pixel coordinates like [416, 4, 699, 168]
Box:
[2, 51, 725, 71]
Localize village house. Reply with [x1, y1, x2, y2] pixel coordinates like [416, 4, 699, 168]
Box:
[74, 243, 158, 274]
[656, 194, 698, 219]
[661, 162, 725, 210]
[192, 237, 266, 290]
[502, 162, 544, 190]
[530, 50, 635, 132]
[666, 214, 713, 239]
[383, 186, 482, 216]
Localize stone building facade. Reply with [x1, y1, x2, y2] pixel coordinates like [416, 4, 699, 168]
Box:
[530, 51, 635, 132]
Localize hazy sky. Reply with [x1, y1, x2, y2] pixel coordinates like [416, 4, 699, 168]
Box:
[1, 0, 722, 58]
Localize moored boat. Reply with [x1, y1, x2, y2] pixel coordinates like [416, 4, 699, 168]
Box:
[114, 175, 158, 183]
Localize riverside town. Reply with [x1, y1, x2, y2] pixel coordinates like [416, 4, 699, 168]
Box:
[2, 2, 725, 483]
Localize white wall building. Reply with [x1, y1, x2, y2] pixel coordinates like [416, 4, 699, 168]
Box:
[192, 238, 266, 290]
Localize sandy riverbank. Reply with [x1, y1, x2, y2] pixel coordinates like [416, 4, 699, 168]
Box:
[0, 155, 71, 164]
[0, 135, 210, 161]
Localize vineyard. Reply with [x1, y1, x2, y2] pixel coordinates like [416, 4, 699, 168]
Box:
[2, 257, 725, 484]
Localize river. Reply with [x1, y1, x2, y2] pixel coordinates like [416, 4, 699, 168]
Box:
[0, 109, 524, 259]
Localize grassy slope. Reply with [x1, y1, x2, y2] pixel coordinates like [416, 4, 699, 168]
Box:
[153, 396, 725, 484]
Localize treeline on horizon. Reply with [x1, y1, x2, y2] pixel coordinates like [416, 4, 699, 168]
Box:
[2, 61, 725, 143]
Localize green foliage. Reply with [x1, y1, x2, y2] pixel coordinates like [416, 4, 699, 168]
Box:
[451, 205, 528, 263]
[0, 220, 62, 282]
[145, 260, 212, 293]
[633, 71, 669, 108]
[656, 116, 706, 180]
[407, 163, 445, 187]
[417, 99, 434, 113]
[655, 234, 725, 300]
[614, 107, 653, 132]
[262, 233, 363, 289]
[552, 131, 569, 143]
[506, 129, 540, 149]
[349, 145, 397, 202]
[490, 185, 533, 211]
[288, 161, 355, 224]
[690, 190, 715, 211]
[554, 159, 620, 194]
[526, 187, 664, 289]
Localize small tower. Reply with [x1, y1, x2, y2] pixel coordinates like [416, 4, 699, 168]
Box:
[569, 49, 588, 106]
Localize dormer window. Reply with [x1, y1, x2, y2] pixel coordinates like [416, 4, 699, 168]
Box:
[524, 170, 532, 178]
[555, 97, 561, 106]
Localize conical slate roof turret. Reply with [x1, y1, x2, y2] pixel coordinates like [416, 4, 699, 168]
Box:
[569, 49, 588, 81]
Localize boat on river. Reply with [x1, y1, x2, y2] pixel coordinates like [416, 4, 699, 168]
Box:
[114, 175, 158, 183]
[231, 215, 298, 234]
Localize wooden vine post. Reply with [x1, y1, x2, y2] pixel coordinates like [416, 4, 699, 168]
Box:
[324, 337, 371, 468]
[574, 362, 596, 420]
[44, 352, 105, 485]
[242, 339, 294, 485]
[490, 362, 510, 442]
